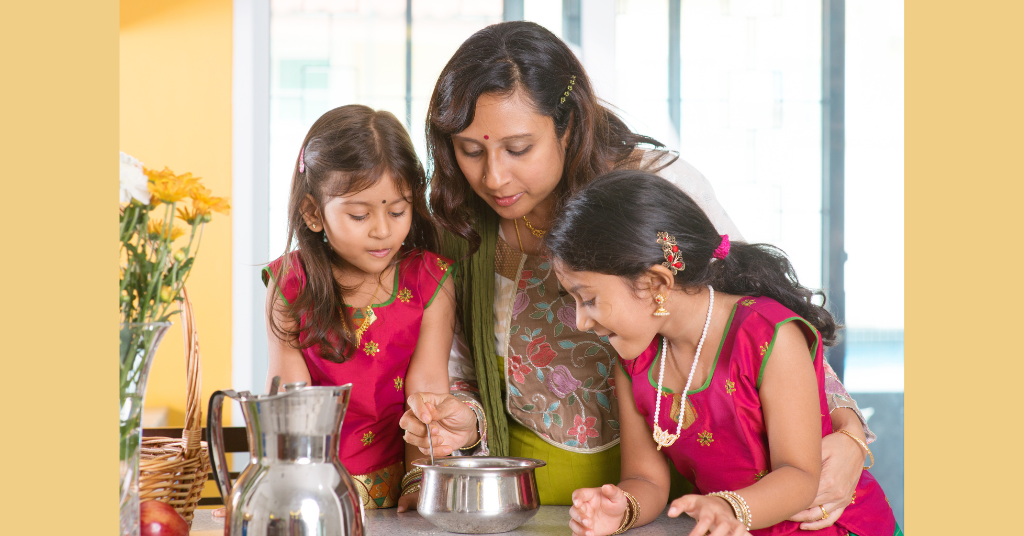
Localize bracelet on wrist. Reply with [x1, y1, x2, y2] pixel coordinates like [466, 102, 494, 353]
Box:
[611, 490, 640, 535]
[836, 429, 875, 470]
[706, 491, 752, 530]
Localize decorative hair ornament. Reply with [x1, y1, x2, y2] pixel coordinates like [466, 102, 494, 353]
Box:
[559, 74, 577, 104]
[656, 232, 684, 274]
[298, 147, 306, 173]
[713, 234, 730, 260]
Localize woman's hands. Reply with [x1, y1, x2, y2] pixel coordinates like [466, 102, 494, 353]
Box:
[400, 392, 479, 456]
[668, 495, 748, 536]
[569, 484, 630, 536]
[788, 421, 867, 529]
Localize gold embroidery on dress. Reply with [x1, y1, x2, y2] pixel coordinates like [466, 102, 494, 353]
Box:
[361, 431, 375, 446]
[397, 288, 412, 303]
[352, 460, 403, 509]
[669, 394, 698, 429]
[725, 378, 736, 395]
[697, 430, 714, 446]
[437, 258, 450, 271]
[364, 341, 380, 356]
[394, 377, 403, 391]
[494, 236, 522, 279]
[759, 342, 769, 356]
[754, 469, 769, 481]
[741, 298, 756, 306]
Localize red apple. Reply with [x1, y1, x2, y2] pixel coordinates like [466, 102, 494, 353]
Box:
[140, 500, 189, 536]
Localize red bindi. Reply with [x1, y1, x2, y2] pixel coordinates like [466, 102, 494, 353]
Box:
[483, 135, 489, 140]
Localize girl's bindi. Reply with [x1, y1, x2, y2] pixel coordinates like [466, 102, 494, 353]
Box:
[483, 135, 489, 140]
[382, 199, 387, 204]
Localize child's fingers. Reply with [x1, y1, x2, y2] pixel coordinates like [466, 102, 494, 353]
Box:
[686, 515, 714, 536]
[667, 495, 697, 517]
[571, 487, 598, 507]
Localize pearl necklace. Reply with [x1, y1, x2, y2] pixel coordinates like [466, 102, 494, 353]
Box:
[652, 285, 714, 450]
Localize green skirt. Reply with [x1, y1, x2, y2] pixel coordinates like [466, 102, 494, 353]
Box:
[507, 419, 694, 505]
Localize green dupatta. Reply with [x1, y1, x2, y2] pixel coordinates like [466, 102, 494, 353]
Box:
[441, 205, 510, 457]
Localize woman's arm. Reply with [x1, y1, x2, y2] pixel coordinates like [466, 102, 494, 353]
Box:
[569, 365, 672, 536]
[264, 281, 311, 391]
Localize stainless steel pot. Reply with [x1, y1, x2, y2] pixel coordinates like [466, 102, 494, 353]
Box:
[414, 457, 546, 534]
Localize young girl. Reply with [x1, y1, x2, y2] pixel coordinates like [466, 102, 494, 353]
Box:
[546, 170, 898, 536]
[262, 105, 457, 511]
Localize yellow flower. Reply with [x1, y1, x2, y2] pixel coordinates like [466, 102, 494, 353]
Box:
[160, 286, 175, 303]
[146, 167, 198, 204]
[176, 206, 200, 225]
[191, 185, 232, 216]
[147, 219, 185, 241]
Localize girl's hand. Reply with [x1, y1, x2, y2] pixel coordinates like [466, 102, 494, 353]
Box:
[396, 491, 418, 513]
[569, 484, 629, 536]
[668, 495, 749, 536]
[400, 392, 479, 456]
[787, 430, 863, 529]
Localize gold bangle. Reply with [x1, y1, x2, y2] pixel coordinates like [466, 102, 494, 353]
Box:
[706, 491, 751, 530]
[836, 429, 875, 470]
[401, 467, 423, 489]
[401, 483, 421, 496]
[459, 400, 488, 451]
[611, 491, 640, 535]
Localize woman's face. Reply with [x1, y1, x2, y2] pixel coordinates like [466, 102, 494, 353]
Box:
[555, 265, 661, 361]
[452, 91, 568, 220]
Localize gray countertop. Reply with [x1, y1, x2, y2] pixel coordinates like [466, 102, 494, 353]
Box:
[190, 506, 697, 535]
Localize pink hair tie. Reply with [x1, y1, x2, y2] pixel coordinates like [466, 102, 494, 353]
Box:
[298, 147, 305, 173]
[713, 234, 730, 260]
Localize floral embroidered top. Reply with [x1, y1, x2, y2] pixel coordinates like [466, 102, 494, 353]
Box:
[623, 297, 895, 535]
[497, 235, 620, 452]
[262, 248, 455, 476]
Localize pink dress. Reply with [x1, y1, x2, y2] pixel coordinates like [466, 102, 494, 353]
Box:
[623, 297, 895, 535]
[263, 248, 455, 508]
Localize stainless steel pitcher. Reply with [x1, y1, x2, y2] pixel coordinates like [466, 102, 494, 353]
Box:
[208, 381, 365, 536]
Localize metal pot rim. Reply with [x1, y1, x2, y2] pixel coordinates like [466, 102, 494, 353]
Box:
[413, 456, 547, 472]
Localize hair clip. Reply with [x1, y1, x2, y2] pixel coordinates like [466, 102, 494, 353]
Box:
[657, 232, 684, 274]
[713, 234, 730, 260]
[560, 74, 577, 104]
[298, 147, 305, 173]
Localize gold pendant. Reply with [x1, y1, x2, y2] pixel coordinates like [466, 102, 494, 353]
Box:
[354, 305, 376, 347]
[652, 423, 679, 450]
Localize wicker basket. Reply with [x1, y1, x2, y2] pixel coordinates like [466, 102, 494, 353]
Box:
[138, 287, 211, 525]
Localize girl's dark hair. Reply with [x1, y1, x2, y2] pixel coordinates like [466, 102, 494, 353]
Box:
[427, 20, 676, 254]
[268, 104, 439, 363]
[545, 170, 839, 346]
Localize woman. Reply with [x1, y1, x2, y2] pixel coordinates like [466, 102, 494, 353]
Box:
[399, 21, 871, 529]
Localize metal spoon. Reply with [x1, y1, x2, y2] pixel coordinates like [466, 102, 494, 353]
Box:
[426, 419, 436, 466]
[269, 375, 281, 396]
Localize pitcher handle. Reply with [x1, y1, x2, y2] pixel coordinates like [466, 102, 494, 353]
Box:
[207, 389, 237, 499]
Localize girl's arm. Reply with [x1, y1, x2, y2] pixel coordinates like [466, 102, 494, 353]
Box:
[265, 281, 312, 391]
[674, 321, 822, 531]
[397, 275, 457, 512]
[569, 364, 672, 535]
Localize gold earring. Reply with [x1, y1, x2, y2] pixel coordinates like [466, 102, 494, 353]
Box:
[654, 294, 670, 317]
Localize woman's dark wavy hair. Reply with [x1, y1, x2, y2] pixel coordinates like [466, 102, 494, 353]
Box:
[545, 170, 839, 346]
[427, 20, 676, 255]
[267, 104, 439, 363]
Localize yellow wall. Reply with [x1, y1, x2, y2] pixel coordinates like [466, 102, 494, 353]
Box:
[120, 0, 232, 427]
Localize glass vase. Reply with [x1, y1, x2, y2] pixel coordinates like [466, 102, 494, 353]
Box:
[120, 322, 171, 536]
